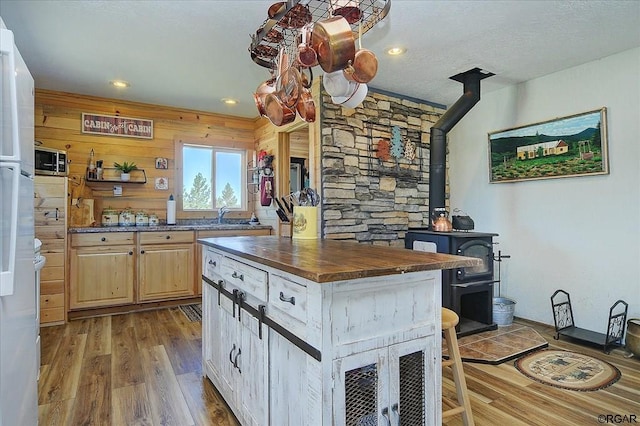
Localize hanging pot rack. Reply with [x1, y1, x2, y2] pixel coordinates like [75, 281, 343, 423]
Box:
[249, 0, 391, 70]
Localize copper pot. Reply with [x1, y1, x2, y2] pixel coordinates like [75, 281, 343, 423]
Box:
[276, 66, 302, 109]
[264, 93, 296, 126]
[311, 16, 356, 73]
[297, 24, 318, 68]
[343, 48, 378, 83]
[253, 78, 276, 117]
[296, 88, 316, 123]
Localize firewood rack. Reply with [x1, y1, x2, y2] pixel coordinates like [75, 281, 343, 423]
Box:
[550, 289, 628, 353]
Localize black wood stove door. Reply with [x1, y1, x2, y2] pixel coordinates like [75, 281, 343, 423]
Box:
[454, 239, 494, 283]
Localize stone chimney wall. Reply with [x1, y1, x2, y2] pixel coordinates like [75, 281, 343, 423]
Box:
[320, 90, 446, 247]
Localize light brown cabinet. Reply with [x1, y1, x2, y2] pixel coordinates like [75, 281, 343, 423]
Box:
[69, 233, 136, 309]
[139, 231, 195, 301]
[34, 176, 67, 325]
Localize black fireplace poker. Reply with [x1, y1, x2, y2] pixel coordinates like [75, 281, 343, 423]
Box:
[428, 67, 494, 230]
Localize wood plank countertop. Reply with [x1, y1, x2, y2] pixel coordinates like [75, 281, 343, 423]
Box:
[198, 236, 481, 283]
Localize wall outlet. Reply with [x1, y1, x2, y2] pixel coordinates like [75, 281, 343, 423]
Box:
[113, 185, 122, 196]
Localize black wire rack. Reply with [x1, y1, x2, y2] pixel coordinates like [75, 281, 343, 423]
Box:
[249, 0, 391, 70]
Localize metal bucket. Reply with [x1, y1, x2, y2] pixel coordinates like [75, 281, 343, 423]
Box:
[493, 297, 516, 326]
[626, 318, 640, 358]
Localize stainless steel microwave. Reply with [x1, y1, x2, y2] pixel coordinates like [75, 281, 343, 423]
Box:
[34, 146, 67, 176]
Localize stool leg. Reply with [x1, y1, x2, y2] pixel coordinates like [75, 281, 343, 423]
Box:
[443, 326, 475, 426]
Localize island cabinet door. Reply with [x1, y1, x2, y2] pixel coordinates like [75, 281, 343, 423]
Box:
[333, 337, 435, 426]
[202, 278, 222, 385]
[216, 294, 269, 426]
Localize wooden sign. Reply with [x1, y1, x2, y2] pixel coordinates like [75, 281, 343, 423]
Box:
[82, 113, 153, 139]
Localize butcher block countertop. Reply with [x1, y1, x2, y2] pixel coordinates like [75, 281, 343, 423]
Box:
[199, 236, 480, 283]
[68, 223, 272, 233]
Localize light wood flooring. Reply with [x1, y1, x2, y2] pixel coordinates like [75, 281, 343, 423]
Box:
[39, 310, 640, 426]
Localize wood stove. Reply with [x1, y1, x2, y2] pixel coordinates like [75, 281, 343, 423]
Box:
[405, 230, 498, 336]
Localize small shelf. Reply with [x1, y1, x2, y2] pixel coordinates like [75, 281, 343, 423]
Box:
[86, 167, 147, 184]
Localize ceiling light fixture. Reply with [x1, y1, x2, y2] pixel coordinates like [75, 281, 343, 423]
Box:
[109, 80, 130, 88]
[222, 98, 238, 105]
[387, 47, 406, 56]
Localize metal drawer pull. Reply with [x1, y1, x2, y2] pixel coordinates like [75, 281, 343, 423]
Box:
[101, 237, 106, 242]
[208, 259, 217, 266]
[232, 271, 244, 281]
[381, 407, 391, 426]
[392, 403, 400, 424]
[229, 344, 236, 363]
[233, 348, 242, 373]
[166, 235, 171, 239]
[279, 292, 295, 305]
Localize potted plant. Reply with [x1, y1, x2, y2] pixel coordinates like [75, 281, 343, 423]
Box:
[114, 161, 137, 181]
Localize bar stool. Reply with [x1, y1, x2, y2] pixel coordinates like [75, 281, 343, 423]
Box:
[442, 307, 475, 426]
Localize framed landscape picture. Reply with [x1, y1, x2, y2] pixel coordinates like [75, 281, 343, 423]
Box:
[488, 108, 609, 183]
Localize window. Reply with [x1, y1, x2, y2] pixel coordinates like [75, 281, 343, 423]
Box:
[181, 144, 247, 212]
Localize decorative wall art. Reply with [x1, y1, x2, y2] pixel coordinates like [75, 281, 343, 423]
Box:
[155, 177, 168, 190]
[155, 157, 168, 169]
[81, 113, 153, 139]
[488, 108, 609, 183]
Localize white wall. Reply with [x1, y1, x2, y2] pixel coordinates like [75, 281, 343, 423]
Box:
[448, 48, 640, 334]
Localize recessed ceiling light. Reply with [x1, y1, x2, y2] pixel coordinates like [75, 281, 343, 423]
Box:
[387, 47, 406, 56]
[222, 98, 238, 105]
[110, 80, 130, 88]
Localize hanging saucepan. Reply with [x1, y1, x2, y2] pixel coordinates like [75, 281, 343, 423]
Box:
[296, 88, 316, 123]
[253, 77, 276, 117]
[297, 24, 318, 68]
[343, 49, 378, 83]
[300, 66, 313, 90]
[311, 16, 356, 73]
[330, 0, 362, 24]
[264, 92, 296, 126]
[276, 66, 302, 109]
[267, 2, 285, 18]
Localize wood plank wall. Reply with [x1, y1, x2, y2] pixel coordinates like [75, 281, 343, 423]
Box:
[35, 90, 258, 225]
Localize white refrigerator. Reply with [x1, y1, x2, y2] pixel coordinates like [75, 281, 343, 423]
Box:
[0, 17, 38, 426]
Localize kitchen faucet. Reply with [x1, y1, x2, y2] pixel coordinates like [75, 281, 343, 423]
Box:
[218, 206, 230, 224]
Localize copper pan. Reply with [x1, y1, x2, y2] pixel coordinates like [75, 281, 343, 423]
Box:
[253, 77, 276, 117]
[276, 66, 302, 109]
[296, 88, 316, 123]
[311, 16, 355, 73]
[343, 48, 378, 83]
[265, 93, 296, 127]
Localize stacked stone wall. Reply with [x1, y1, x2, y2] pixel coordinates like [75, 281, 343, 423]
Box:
[320, 90, 446, 246]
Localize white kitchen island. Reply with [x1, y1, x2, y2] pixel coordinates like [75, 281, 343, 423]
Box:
[199, 236, 479, 426]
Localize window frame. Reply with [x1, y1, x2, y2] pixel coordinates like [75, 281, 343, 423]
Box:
[175, 137, 254, 220]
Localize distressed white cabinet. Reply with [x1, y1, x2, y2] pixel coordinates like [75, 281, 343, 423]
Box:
[200, 236, 479, 426]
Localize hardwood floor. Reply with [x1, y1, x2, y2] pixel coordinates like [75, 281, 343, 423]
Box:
[38, 308, 239, 426]
[39, 310, 639, 426]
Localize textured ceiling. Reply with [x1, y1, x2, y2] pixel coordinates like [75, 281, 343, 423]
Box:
[2, 0, 639, 118]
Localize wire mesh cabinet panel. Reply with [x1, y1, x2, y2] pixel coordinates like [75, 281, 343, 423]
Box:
[333, 337, 435, 426]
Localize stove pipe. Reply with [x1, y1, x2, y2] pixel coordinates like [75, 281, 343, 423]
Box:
[428, 68, 494, 230]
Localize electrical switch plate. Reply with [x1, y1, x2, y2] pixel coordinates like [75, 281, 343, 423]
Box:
[113, 185, 122, 196]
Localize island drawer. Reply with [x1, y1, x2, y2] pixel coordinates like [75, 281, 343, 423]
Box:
[268, 274, 308, 324]
[202, 247, 222, 279]
[71, 232, 135, 247]
[221, 257, 268, 301]
[139, 231, 194, 245]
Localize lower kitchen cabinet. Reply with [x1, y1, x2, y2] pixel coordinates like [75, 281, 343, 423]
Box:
[69, 236, 136, 309]
[203, 279, 268, 426]
[34, 175, 67, 325]
[139, 231, 195, 301]
[333, 338, 435, 426]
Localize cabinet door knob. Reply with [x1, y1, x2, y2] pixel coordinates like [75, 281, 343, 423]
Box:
[231, 271, 244, 281]
[166, 235, 171, 239]
[101, 237, 106, 242]
[140, 250, 145, 254]
[279, 292, 296, 305]
[128, 251, 133, 255]
[208, 259, 216, 266]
